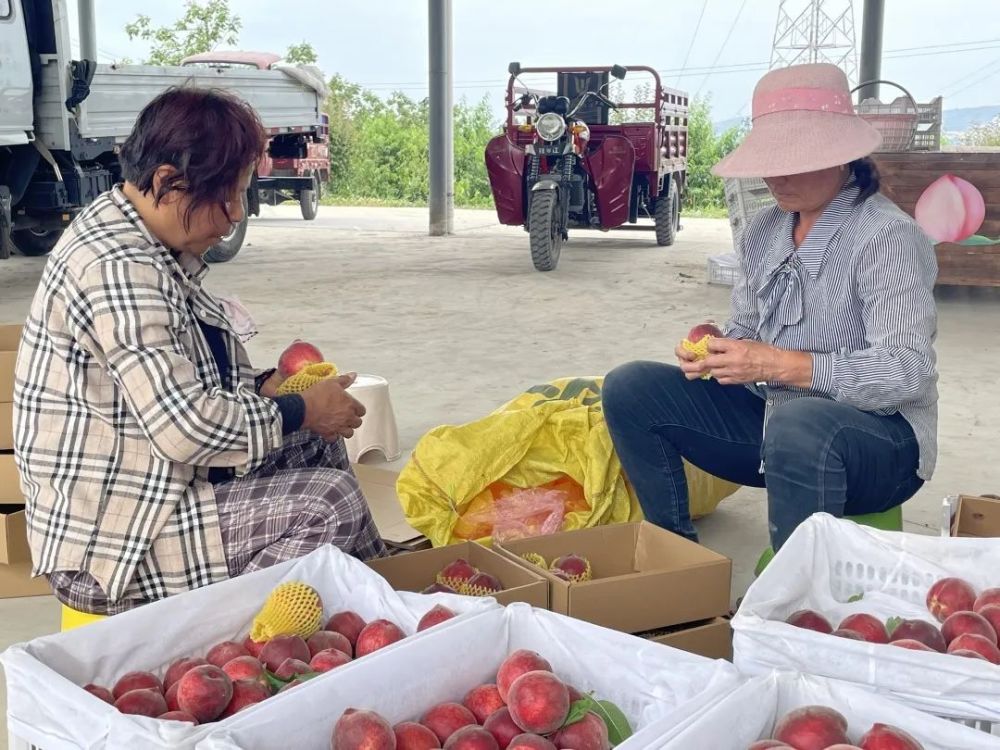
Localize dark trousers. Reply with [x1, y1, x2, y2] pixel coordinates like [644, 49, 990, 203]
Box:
[602, 361, 923, 549]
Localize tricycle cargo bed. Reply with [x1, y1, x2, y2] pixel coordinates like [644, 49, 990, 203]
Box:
[36, 61, 323, 151]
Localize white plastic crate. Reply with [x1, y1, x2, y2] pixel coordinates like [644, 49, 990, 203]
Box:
[724, 177, 775, 250]
[198, 603, 742, 750]
[732, 513, 1000, 733]
[656, 671, 1000, 749]
[707, 253, 740, 286]
[1, 546, 497, 750]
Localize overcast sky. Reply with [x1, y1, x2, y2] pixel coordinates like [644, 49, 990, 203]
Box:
[71, 0, 1000, 121]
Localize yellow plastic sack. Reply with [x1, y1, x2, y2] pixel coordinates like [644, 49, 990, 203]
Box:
[396, 377, 741, 547]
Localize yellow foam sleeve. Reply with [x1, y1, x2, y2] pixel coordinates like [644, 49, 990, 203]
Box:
[249, 581, 324, 642]
[275, 362, 339, 395]
[681, 336, 714, 380]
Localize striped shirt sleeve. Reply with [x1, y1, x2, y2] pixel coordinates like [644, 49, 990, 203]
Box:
[66, 255, 283, 473]
[723, 236, 760, 341]
[810, 220, 937, 410]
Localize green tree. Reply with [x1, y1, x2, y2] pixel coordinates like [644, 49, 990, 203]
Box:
[285, 42, 318, 65]
[964, 117, 1000, 147]
[125, 0, 241, 66]
[685, 97, 746, 211]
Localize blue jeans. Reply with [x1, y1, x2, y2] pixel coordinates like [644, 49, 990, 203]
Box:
[602, 361, 924, 549]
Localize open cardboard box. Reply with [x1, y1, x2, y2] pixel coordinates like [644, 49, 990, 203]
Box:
[0, 452, 22, 501]
[0, 401, 12, 451]
[0, 324, 20, 403]
[0, 503, 30, 565]
[496, 522, 732, 633]
[951, 494, 1000, 537]
[638, 617, 732, 661]
[354, 463, 428, 550]
[367, 541, 548, 608]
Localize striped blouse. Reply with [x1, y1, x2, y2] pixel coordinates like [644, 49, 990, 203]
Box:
[723, 179, 939, 479]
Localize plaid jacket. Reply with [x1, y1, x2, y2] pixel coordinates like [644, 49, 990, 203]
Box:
[13, 188, 283, 603]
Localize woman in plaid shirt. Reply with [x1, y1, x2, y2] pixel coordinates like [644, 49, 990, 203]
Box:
[14, 88, 387, 615]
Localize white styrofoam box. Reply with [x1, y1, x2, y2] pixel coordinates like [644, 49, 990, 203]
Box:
[1, 545, 497, 750]
[732, 513, 1000, 729]
[657, 671, 1000, 749]
[197, 603, 742, 750]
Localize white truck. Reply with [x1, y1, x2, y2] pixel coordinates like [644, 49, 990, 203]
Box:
[0, 0, 328, 262]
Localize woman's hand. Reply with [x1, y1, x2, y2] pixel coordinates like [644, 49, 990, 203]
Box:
[675, 342, 711, 380]
[300, 374, 366, 441]
[259, 370, 284, 398]
[701, 338, 813, 387]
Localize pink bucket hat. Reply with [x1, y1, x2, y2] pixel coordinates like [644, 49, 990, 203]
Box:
[712, 63, 882, 179]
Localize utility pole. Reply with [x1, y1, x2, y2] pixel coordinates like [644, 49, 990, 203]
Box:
[428, 0, 454, 236]
[79, 0, 98, 61]
[857, 0, 885, 101]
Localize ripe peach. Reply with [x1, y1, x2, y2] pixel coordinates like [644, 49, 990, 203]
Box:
[688, 323, 723, 341]
[274, 657, 313, 681]
[977, 604, 1000, 637]
[83, 684, 114, 704]
[506, 671, 570, 735]
[176, 664, 234, 723]
[418, 604, 458, 632]
[206, 641, 250, 669]
[858, 722, 923, 749]
[773, 705, 849, 750]
[951, 648, 988, 661]
[549, 554, 592, 583]
[484, 708, 523, 750]
[947, 633, 1000, 664]
[444, 726, 501, 750]
[551, 711, 609, 750]
[941, 611, 997, 645]
[888, 619, 946, 652]
[310, 647, 352, 673]
[785, 610, 834, 634]
[115, 688, 168, 717]
[308, 629, 354, 658]
[278, 340, 324, 379]
[260, 635, 311, 672]
[421, 702, 478, 744]
[889, 639, 935, 652]
[326, 611, 368, 648]
[508, 736, 557, 750]
[334, 708, 396, 750]
[164, 658, 210, 689]
[437, 559, 479, 590]
[165, 681, 181, 711]
[747, 742, 793, 749]
[496, 650, 553, 702]
[158, 710, 198, 723]
[222, 655, 267, 685]
[832, 629, 865, 641]
[112, 670, 163, 699]
[826, 746, 863, 750]
[219, 679, 271, 718]
[243, 636, 266, 658]
[927, 577, 977, 623]
[838, 613, 889, 644]
[356, 619, 406, 657]
[463, 684, 505, 723]
[464, 572, 503, 597]
[974, 588, 1000, 613]
[395, 721, 442, 750]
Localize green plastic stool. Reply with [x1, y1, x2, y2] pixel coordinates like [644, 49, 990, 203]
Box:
[754, 506, 903, 577]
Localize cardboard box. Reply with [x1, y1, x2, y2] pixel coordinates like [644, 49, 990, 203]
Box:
[0, 452, 22, 502]
[0, 401, 12, 450]
[367, 541, 549, 608]
[0, 560, 49, 598]
[951, 494, 1000, 538]
[0, 324, 21, 403]
[639, 617, 732, 661]
[354, 464, 427, 550]
[0, 504, 30, 565]
[496, 522, 732, 633]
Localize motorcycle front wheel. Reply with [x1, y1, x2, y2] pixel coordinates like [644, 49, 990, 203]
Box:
[528, 190, 563, 272]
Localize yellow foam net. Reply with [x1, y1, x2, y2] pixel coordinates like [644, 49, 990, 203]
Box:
[275, 362, 339, 395]
[396, 377, 741, 546]
[249, 581, 323, 642]
[681, 335, 713, 380]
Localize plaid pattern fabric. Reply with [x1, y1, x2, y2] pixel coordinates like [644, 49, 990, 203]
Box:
[15, 188, 283, 604]
[49, 433, 387, 615]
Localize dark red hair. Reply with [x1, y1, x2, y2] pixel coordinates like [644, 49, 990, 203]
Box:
[119, 87, 266, 227]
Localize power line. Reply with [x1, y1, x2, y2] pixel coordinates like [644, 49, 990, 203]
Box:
[944, 55, 1000, 98]
[675, 0, 710, 86]
[695, 0, 750, 99]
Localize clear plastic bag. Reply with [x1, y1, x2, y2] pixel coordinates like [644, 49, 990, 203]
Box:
[460, 487, 567, 543]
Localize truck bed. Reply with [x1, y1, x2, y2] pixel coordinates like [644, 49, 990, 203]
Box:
[35, 59, 323, 151]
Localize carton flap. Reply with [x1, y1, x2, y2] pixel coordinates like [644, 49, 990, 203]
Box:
[0, 453, 23, 502]
[0, 325, 22, 351]
[954, 495, 1000, 538]
[0, 402, 12, 451]
[0, 505, 31, 565]
[353, 464, 423, 545]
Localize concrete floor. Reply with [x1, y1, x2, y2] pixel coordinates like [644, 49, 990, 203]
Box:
[1, 204, 998, 741]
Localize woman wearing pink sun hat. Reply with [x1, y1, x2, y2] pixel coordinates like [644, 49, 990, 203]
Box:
[603, 63, 938, 552]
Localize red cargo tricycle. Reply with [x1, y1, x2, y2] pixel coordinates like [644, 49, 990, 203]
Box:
[485, 63, 689, 271]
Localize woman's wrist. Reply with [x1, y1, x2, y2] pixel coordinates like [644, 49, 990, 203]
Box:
[772, 349, 814, 388]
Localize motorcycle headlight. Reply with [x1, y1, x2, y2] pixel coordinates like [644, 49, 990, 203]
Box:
[535, 112, 566, 142]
